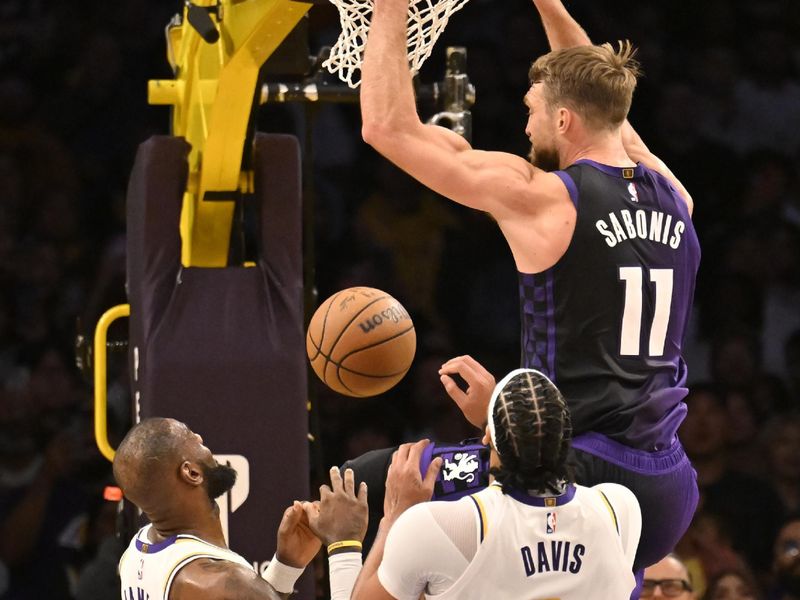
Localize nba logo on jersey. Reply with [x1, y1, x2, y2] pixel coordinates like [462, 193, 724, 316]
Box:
[627, 182, 639, 203]
[546, 512, 557, 534]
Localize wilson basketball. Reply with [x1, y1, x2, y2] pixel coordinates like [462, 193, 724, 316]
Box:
[306, 287, 416, 397]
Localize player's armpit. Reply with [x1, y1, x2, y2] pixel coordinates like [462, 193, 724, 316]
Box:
[170, 559, 287, 600]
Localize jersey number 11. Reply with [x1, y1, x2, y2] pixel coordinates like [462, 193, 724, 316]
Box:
[618, 267, 673, 357]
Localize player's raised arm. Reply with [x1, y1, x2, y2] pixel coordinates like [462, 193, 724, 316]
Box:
[350, 441, 441, 600]
[531, 0, 592, 48]
[303, 466, 369, 600]
[360, 0, 545, 221]
[530, 0, 694, 214]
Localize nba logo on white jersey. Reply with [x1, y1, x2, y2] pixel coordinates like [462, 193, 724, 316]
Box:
[546, 512, 557, 534]
[627, 182, 639, 203]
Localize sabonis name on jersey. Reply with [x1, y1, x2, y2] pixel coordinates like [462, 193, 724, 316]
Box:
[595, 209, 686, 249]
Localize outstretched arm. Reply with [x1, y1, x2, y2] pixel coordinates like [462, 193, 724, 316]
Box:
[530, 0, 694, 214]
[304, 466, 369, 600]
[360, 0, 544, 220]
[531, 0, 591, 48]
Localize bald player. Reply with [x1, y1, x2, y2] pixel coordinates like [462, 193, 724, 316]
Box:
[350, 369, 642, 600]
[113, 418, 318, 600]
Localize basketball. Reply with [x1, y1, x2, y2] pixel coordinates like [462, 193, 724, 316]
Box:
[306, 287, 416, 397]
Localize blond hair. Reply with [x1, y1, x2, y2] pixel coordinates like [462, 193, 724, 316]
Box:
[528, 41, 641, 130]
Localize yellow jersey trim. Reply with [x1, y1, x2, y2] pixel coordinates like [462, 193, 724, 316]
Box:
[598, 490, 619, 534]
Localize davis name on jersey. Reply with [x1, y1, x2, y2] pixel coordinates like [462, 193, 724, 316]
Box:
[595, 209, 686, 249]
[521, 541, 586, 576]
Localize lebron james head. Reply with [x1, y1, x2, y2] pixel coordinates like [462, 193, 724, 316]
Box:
[113, 418, 237, 517]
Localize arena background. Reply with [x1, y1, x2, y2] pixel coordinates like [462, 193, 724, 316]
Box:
[0, 0, 799, 597]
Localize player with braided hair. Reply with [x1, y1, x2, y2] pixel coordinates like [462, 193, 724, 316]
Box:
[349, 369, 642, 600]
[488, 368, 572, 496]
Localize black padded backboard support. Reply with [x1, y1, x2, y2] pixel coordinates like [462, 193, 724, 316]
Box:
[125, 133, 312, 597]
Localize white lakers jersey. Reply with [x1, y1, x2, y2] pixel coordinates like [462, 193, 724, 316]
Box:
[379, 482, 641, 600]
[118, 524, 253, 600]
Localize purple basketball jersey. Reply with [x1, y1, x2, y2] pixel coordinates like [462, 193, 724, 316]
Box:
[519, 160, 700, 451]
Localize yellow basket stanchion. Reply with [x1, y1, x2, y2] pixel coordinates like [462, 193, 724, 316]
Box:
[93, 304, 130, 462]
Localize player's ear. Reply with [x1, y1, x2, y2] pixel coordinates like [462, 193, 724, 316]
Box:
[556, 107, 570, 133]
[482, 426, 491, 446]
[180, 460, 204, 487]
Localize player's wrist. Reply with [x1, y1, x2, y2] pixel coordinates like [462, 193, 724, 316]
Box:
[263, 554, 304, 594]
[327, 539, 363, 556]
[328, 552, 363, 600]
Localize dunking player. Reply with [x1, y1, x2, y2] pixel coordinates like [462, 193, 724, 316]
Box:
[349, 370, 642, 600]
[357, 0, 700, 589]
[114, 418, 319, 599]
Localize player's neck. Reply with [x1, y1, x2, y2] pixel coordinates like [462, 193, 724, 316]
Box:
[562, 131, 635, 169]
[147, 502, 228, 548]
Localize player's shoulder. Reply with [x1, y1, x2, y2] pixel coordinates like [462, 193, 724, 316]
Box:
[391, 497, 477, 542]
[119, 526, 148, 568]
[531, 168, 575, 202]
[393, 498, 446, 528]
[639, 165, 694, 212]
[491, 157, 572, 214]
[170, 558, 278, 600]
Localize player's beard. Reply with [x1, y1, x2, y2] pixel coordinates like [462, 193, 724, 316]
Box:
[203, 461, 237, 501]
[529, 143, 561, 172]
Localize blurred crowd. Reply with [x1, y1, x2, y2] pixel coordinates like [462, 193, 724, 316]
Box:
[0, 0, 799, 598]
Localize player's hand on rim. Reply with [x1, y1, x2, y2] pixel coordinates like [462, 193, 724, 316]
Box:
[303, 466, 368, 546]
[383, 440, 442, 525]
[439, 355, 496, 429]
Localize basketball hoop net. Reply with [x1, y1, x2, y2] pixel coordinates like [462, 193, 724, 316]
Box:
[323, 0, 472, 88]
